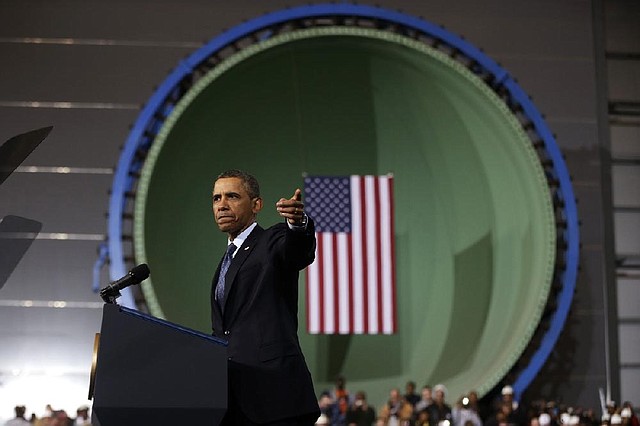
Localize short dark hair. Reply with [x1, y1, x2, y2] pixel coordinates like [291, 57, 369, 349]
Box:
[216, 169, 260, 199]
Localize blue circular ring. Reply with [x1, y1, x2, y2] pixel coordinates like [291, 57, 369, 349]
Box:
[107, 3, 579, 399]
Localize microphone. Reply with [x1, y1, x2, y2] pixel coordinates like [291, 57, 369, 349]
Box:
[99, 264, 150, 304]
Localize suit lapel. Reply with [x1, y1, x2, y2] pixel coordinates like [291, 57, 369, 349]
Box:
[222, 225, 264, 312]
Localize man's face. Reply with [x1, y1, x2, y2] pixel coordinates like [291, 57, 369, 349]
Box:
[212, 177, 262, 239]
[422, 388, 432, 401]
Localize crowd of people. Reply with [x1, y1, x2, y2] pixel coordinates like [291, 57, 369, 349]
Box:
[4, 382, 638, 426]
[4, 405, 90, 426]
[314, 378, 639, 426]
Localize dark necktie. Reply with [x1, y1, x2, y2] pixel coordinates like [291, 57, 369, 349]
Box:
[215, 243, 236, 309]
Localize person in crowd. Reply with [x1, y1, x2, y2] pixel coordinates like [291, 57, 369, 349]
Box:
[379, 388, 414, 426]
[346, 391, 376, 426]
[5, 406, 29, 426]
[415, 386, 434, 414]
[319, 392, 336, 424]
[38, 410, 70, 426]
[72, 406, 90, 426]
[316, 413, 331, 425]
[426, 384, 452, 426]
[621, 402, 639, 426]
[467, 391, 491, 423]
[485, 402, 513, 426]
[452, 395, 482, 426]
[500, 386, 518, 411]
[579, 408, 598, 426]
[210, 169, 319, 425]
[331, 395, 350, 426]
[331, 376, 353, 422]
[499, 386, 526, 426]
[405, 382, 421, 408]
[413, 409, 431, 426]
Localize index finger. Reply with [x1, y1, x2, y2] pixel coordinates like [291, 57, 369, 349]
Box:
[291, 188, 302, 202]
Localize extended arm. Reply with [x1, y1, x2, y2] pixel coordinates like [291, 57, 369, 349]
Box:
[275, 188, 315, 270]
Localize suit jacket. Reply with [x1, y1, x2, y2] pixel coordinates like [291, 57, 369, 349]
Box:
[211, 220, 320, 423]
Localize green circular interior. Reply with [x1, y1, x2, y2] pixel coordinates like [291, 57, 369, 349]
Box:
[134, 27, 555, 407]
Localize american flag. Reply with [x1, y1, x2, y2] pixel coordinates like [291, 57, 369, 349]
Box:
[304, 175, 396, 334]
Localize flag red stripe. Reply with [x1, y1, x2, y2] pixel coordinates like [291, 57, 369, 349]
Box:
[374, 177, 383, 333]
[332, 233, 339, 333]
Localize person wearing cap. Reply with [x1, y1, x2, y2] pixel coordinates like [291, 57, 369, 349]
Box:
[426, 384, 452, 426]
[500, 386, 517, 411]
[499, 385, 526, 426]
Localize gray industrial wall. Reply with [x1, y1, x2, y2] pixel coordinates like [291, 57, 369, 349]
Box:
[1, 0, 638, 421]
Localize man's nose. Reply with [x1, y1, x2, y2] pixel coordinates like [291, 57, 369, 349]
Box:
[217, 197, 229, 210]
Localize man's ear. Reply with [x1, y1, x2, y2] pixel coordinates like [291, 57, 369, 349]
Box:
[252, 197, 263, 213]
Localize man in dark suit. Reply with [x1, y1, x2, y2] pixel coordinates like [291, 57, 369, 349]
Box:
[211, 169, 320, 425]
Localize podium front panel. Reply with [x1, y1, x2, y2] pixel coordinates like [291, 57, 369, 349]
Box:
[92, 304, 228, 426]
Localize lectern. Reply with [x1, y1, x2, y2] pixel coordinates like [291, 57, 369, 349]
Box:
[90, 304, 228, 426]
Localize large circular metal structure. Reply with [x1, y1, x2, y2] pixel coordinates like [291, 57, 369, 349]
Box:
[106, 4, 579, 405]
